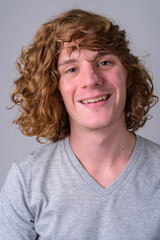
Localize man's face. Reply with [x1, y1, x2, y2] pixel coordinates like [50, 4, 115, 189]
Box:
[58, 44, 128, 133]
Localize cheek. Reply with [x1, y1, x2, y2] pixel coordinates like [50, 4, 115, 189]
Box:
[59, 80, 74, 103]
[59, 80, 68, 96]
[110, 71, 127, 103]
[116, 68, 127, 90]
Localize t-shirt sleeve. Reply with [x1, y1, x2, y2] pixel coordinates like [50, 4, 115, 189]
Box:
[0, 163, 37, 240]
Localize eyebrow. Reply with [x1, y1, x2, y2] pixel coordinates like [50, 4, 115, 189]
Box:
[97, 51, 112, 58]
[58, 50, 113, 68]
[88, 51, 113, 62]
[58, 59, 78, 67]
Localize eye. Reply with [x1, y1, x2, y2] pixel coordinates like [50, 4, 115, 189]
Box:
[99, 60, 111, 67]
[66, 68, 77, 73]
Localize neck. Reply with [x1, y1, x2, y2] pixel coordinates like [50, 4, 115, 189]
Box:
[69, 123, 136, 188]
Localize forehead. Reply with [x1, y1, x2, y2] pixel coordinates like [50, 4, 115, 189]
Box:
[58, 41, 116, 66]
[58, 47, 97, 65]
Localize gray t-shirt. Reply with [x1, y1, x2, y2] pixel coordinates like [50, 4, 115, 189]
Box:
[0, 135, 160, 239]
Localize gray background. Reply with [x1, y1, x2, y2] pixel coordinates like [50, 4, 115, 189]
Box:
[0, 0, 160, 190]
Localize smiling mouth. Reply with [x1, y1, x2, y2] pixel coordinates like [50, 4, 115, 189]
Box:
[81, 95, 111, 104]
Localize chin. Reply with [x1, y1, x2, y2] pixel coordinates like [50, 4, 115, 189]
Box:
[81, 120, 113, 130]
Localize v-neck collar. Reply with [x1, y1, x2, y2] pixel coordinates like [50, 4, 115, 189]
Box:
[64, 135, 142, 197]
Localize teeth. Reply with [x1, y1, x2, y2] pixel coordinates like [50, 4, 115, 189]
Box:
[82, 95, 108, 104]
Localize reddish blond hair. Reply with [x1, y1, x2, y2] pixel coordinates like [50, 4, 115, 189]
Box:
[11, 9, 158, 142]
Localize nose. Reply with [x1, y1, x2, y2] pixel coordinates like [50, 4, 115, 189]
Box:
[80, 63, 103, 88]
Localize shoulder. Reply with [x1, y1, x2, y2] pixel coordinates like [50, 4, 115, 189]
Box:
[139, 135, 160, 155]
[136, 135, 160, 175]
[8, 138, 68, 189]
[1, 138, 69, 200]
[14, 138, 66, 169]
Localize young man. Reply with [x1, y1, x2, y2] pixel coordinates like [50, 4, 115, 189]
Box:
[0, 9, 160, 239]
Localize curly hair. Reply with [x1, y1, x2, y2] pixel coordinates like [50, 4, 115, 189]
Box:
[11, 9, 158, 142]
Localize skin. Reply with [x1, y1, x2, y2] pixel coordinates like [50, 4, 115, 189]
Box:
[58, 44, 136, 188]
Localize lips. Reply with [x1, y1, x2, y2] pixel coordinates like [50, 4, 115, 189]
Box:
[81, 94, 111, 104]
